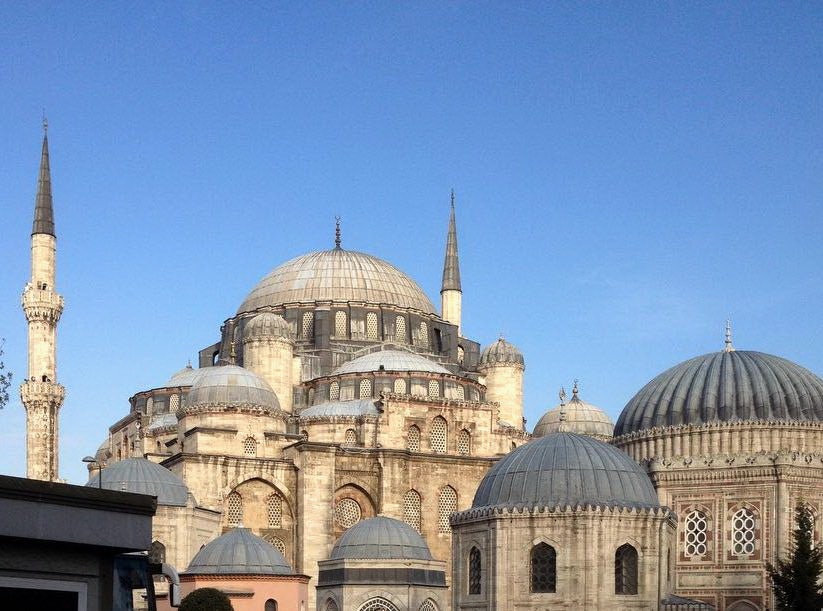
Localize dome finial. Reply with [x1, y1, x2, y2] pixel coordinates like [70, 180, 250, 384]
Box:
[558, 386, 567, 405]
[572, 379, 580, 398]
[42, 110, 48, 135]
[229, 340, 237, 364]
[724, 319, 734, 352]
[334, 216, 342, 249]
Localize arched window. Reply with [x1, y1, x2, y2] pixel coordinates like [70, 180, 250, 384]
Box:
[334, 311, 347, 338]
[530, 542, 556, 593]
[329, 381, 340, 400]
[431, 416, 447, 453]
[418, 600, 438, 611]
[267, 493, 282, 528]
[226, 491, 243, 526]
[457, 429, 471, 455]
[419, 321, 429, 347]
[428, 379, 440, 398]
[732, 508, 756, 556]
[263, 533, 286, 555]
[169, 394, 180, 410]
[324, 600, 339, 611]
[394, 378, 407, 394]
[366, 312, 379, 340]
[265, 600, 278, 611]
[457, 345, 465, 364]
[302, 311, 314, 339]
[334, 497, 362, 529]
[456, 385, 465, 400]
[359, 378, 373, 398]
[358, 598, 400, 611]
[403, 489, 422, 533]
[468, 546, 482, 595]
[148, 540, 166, 564]
[243, 436, 257, 457]
[407, 425, 421, 452]
[146, 397, 154, 414]
[438, 485, 457, 533]
[300, 429, 309, 441]
[615, 543, 638, 594]
[344, 428, 357, 446]
[684, 510, 708, 558]
[395, 315, 406, 343]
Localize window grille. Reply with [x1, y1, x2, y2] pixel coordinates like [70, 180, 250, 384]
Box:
[457, 345, 464, 364]
[615, 544, 638, 594]
[395, 316, 406, 342]
[324, 600, 339, 611]
[358, 598, 400, 611]
[265, 600, 278, 611]
[407, 425, 420, 452]
[732, 508, 756, 555]
[438, 485, 457, 533]
[169, 394, 179, 410]
[334, 497, 361, 529]
[428, 380, 440, 398]
[243, 436, 257, 456]
[302, 311, 314, 339]
[226, 491, 243, 526]
[394, 378, 407, 394]
[457, 429, 471, 455]
[334, 311, 347, 338]
[403, 489, 422, 533]
[431, 417, 447, 453]
[418, 600, 438, 611]
[468, 546, 481, 594]
[359, 379, 373, 398]
[684, 510, 708, 558]
[329, 381, 340, 400]
[344, 428, 357, 446]
[263, 533, 286, 555]
[419, 321, 429, 347]
[366, 312, 379, 340]
[267, 493, 282, 528]
[146, 397, 153, 414]
[300, 430, 309, 441]
[456, 385, 465, 400]
[530, 543, 557, 592]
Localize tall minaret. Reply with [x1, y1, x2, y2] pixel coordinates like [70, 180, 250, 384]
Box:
[20, 120, 65, 481]
[440, 190, 462, 336]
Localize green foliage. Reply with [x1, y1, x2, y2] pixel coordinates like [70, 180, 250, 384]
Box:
[179, 587, 233, 611]
[0, 339, 11, 409]
[768, 501, 823, 610]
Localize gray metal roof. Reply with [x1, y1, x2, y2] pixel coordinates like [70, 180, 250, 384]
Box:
[185, 527, 293, 575]
[333, 349, 450, 376]
[330, 516, 433, 560]
[237, 248, 436, 315]
[479, 337, 524, 367]
[145, 413, 178, 432]
[243, 312, 291, 340]
[164, 364, 202, 388]
[472, 432, 659, 510]
[533, 395, 614, 439]
[615, 350, 823, 436]
[186, 364, 280, 411]
[299, 399, 380, 419]
[32, 132, 55, 236]
[441, 196, 461, 292]
[86, 458, 189, 506]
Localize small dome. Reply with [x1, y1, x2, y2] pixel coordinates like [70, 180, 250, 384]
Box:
[299, 399, 380, 420]
[185, 528, 292, 575]
[243, 312, 292, 340]
[86, 458, 189, 506]
[333, 349, 450, 376]
[165, 363, 202, 388]
[533, 387, 614, 439]
[238, 248, 436, 315]
[145, 412, 178, 433]
[472, 432, 659, 510]
[615, 350, 823, 437]
[186, 365, 280, 411]
[478, 337, 524, 368]
[330, 516, 433, 560]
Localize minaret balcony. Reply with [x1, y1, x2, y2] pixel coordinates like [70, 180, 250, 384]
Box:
[21, 288, 64, 322]
[20, 380, 66, 406]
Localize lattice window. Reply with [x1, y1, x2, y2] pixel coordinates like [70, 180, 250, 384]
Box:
[457, 345, 464, 364]
[456, 385, 465, 400]
[265, 600, 277, 611]
[360, 378, 373, 398]
[685, 510, 708, 558]
[457, 429, 471, 456]
[418, 600, 438, 611]
[366, 312, 379, 340]
[334, 497, 361, 529]
[530, 543, 557, 593]
[324, 600, 339, 611]
[243, 436, 257, 457]
[732, 508, 756, 555]
[358, 598, 400, 611]
[403, 489, 422, 533]
[431, 416, 447, 453]
[169, 394, 179, 410]
[329, 381, 340, 400]
[146, 397, 153, 414]
[394, 378, 407, 394]
[468, 546, 481, 594]
[267, 493, 283, 528]
[428, 380, 440, 398]
[302, 311, 314, 339]
[407, 425, 421, 452]
[419, 321, 429, 347]
[263, 533, 286, 555]
[334, 311, 347, 338]
[344, 428, 357, 446]
[438, 485, 457, 532]
[300, 430, 309, 441]
[395, 316, 406, 342]
[226, 491, 243, 526]
[615, 544, 638, 594]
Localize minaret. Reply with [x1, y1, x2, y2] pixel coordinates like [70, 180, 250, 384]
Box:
[440, 190, 462, 336]
[20, 120, 65, 481]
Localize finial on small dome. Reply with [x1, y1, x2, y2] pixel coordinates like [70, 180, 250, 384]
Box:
[572, 379, 580, 398]
[724, 320, 734, 352]
[559, 387, 567, 405]
[229, 340, 237, 364]
[334, 216, 342, 249]
[186, 359, 192, 368]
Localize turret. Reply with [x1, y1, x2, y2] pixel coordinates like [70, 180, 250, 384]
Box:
[242, 313, 295, 412]
[440, 191, 462, 336]
[478, 337, 525, 430]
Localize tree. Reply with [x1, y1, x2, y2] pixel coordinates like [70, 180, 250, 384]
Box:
[179, 587, 233, 611]
[768, 501, 823, 610]
[0, 339, 11, 409]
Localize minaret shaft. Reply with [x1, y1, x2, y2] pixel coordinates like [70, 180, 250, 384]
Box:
[441, 192, 463, 336]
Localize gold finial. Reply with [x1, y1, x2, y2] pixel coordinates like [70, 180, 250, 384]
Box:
[558, 387, 567, 405]
[450, 189, 455, 208]
[42, 110, 48, 134]
[724, 320, 734, 352]
[335, 216, 342, 249]
[572, 379, 579, 398]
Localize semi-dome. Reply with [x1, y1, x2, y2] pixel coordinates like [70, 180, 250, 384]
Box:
[299, 399, 380, 420]
[237, 248, 436, 315]
[330, 516, 433, 560]
[614, 350, 823, 437]
[534, 388, 614, 439]
[333, 349, 450, 376]
[185, 528, 292, 575]
[165, 363, 202, 388]
[472, 432, 659, 510]
[478, 337, 524, 367]
[185, 364, 280, 411]
[243, 312, 291, 340]
[86, 458, 189, 506]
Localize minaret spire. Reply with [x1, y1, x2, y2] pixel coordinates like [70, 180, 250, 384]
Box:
[440, 190, 463, 335]
[32, 121, 55, 236]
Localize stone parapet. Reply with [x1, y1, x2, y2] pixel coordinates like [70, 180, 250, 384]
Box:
[21, 287, 64, 323]
[20, 380, 65, 406]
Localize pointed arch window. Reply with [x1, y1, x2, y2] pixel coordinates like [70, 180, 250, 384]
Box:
[684, 510, 708, 558]
[403, 489, 422, 533]
[324, 600, 339, 611]
[395, 316, 406, 343]
[438, 485, 457, 533]
[530, 542, 556, 593]
[358, 599, 400, 611]
[732, 508, 756, 556]
[243, 436, 257, 457]
[431, 416, 447, 453]
[419, 321, 429, 347]
[302, 311, 314, 339]
[394, 378, 407, 394]
[359, 379, 373, 398]
[329, 381, 340, 400]
[334, 311, 347, 338]
[418, 600, 438, 611]
[344, 428, 357, 446]
[457, 429, 471, 455]
[615, 543, 638, 594]
[407, 425, 420, 452]
[267, 492, 283, 528]
[366, 312, 379, 340]
[263, 533, 286, 555]
[468, 546, 482, 595]
[149, 540, 166, 564]
[428, 379, 440, 398]
[226, 491, 243, 527]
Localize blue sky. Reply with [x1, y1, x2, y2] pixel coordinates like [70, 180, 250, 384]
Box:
[1, 3, 821, 485]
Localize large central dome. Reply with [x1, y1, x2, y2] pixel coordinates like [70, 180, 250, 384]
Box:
[237, 248, 436, 315]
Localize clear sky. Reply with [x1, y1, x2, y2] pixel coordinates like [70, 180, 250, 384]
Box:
[1, 3, 821, 485]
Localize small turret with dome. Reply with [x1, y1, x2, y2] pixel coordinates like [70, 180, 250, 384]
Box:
[533, 381, 614, 440]
[478, 336, 525, 430]
[242, 312, 296, 412]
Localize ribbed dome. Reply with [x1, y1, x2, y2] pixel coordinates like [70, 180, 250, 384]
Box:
[479, 337, 524, 367]
[534, 392, 614, 439]
[185, 528, 292, 575]
[330, 516, 433, 560]
[165, 364, 202, 388]
[472, 432, 659, 510]
[86, 458, 189, 506]
[299, 399, 380, 419]
[186, 365, 280, 411]
[243, 312, 291, 340]
[615, 350, 823, 437]
[333, 349, 450, 376]
[237, 249, 436, 315]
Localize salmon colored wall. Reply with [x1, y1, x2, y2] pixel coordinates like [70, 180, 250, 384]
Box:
[157, 575, 310, 611]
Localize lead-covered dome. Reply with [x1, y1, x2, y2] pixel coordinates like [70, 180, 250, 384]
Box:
[330, 516, 433, 560]
[533, 389, 614, 440]
[185, 364, 280, 412]
[478, 337, 524, 367]
[165, 363, 203, 388]
[185, 528, 292, 575]
[237, 249, 436, 315]
[86, 458, 190, 506]
[615, 350, 823, 437]
[333, 349, 450, 376]
[243, 312, 291, 340]
[472, 432, 659, 510]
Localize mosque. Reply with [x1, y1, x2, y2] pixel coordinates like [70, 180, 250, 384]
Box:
[20, 128, 823, 611]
